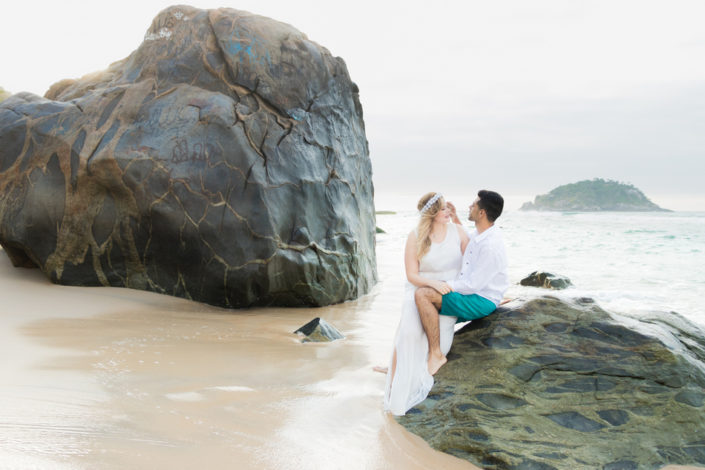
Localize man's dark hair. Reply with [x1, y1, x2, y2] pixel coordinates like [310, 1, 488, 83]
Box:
[477, 190, 504, 222]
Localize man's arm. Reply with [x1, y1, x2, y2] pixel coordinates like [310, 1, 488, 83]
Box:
[447, 246, 503, 295]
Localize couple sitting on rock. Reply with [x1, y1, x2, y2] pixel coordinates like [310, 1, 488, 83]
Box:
[377, 190, 509, 416]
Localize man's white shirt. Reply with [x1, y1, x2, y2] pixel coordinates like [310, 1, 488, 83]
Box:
[447, 224, 509, 306]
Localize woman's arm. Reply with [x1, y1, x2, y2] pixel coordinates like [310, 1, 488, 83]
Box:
[456, 223, 469, 254]
[447, 201, 462, 225]
[404, 231, 451, 294]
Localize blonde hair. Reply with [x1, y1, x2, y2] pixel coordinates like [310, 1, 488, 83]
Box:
[416, 192, 444, 260]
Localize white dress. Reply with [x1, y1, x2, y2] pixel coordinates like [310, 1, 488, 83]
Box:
[383, 224, 463, 416]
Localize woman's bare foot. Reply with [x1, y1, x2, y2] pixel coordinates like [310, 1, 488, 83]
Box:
[499, 298, 512, 305]
[427, 354, 447, 375]
[372, 366, 388, 374]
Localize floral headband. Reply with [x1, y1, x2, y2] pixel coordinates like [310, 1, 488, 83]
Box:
[420, 193, 443, 214]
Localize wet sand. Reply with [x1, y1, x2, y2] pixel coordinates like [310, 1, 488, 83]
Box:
[0, 243, 477, 470]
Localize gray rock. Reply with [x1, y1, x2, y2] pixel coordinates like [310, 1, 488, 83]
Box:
[521, 271, 573, 289]
[0, 6, 376, 308]
[294, 317, 344, 342]
[397, 297, 705, 469]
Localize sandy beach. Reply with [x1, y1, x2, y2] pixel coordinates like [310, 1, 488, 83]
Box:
[0, 243, 478, 470]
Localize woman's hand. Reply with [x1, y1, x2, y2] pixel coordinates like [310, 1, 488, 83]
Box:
[429, 280, 452, 295]
[447, 201, 462, 225]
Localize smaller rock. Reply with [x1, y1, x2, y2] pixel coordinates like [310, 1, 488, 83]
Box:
[604, 460, 638, 470]
[294, 318, 344, 343]
[376, 227, 386, 234]
[597, 409, 630, 426]
[674, 390, 705, 407]
[520, 271, 573, 290]
[546, 411, 606, 432]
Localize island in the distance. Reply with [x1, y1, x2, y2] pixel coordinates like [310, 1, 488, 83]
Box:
[520, 178, 670, 212]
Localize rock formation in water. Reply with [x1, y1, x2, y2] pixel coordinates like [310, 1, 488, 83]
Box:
[0, 6, 376, 308]
[520, 178, 669, 211]
[294, 317, 344, 343]
[398, 297, 705, 469]
[520, 271, 572, 289]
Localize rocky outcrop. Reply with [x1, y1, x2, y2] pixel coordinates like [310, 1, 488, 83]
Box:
[294, 317, 344, 342]
[398, 297, 705, 469]
[0, 6, 376, 308]
[520, 271, 572, 289]
[520, 179, 670, 212]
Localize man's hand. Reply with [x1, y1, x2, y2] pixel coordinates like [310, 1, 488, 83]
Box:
[429, 280, 452, 295]
[447, 201, 462, 225]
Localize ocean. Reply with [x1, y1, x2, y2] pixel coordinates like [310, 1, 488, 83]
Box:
[375, 210, 705, 326]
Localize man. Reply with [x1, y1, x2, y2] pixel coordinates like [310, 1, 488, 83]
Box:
[414, 190, 509, 375]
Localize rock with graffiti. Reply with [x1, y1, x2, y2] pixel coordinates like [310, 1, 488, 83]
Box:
[0, 5, 376, 308]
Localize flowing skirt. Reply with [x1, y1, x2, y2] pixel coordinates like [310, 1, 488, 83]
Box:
[383, 286, 457, 416]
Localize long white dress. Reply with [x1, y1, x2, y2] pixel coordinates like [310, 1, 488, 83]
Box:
[383, 224, 463, 416]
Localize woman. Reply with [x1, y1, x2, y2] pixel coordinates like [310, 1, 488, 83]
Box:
[381, 192, 468, 416]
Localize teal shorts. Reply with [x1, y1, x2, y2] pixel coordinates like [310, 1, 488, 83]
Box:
[440, 292, 496, 322]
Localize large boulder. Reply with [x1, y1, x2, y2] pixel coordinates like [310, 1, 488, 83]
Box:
[0, 6, 376, 308]
[398, 297, 705, 469]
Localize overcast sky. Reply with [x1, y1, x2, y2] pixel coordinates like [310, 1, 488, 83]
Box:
[3, 1, 704, 210]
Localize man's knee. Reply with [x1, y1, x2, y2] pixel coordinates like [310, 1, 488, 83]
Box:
[415, 287, 442, 307]
[415, 287, 434, 304]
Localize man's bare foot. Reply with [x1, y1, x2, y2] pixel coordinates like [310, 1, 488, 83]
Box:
[427, 354, 447, 375]
[372, 366, 388, 374]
